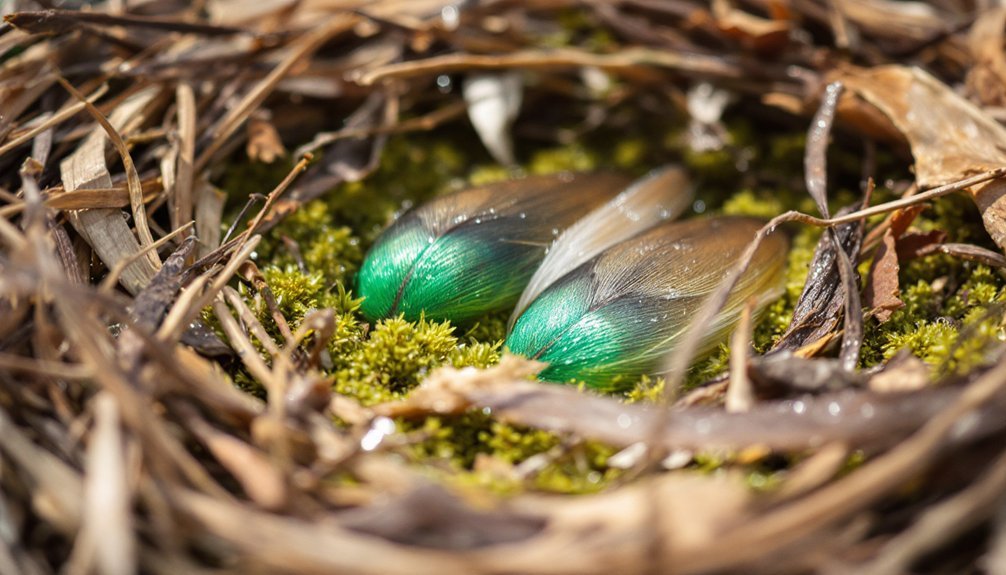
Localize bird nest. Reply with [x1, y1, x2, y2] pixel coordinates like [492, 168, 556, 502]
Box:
[2, 1, 1006, 573]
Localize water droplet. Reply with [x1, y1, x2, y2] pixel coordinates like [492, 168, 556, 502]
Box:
[693, 199, 706, 214]
[436, 74, 452, 93]
[792, 400, 806, 415]
[827, 402, 841, 417]
[617, 413, 633, 429]
[859, 403, 875, 419]
[360, 416, 396, 451]
[441, 4, 460, 29]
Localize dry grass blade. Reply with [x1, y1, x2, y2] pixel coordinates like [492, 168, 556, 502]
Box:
[194, 15, 357, 172]
[0, 406, 84, 533]
[356, 46, 746, 86]
[75, 393, 136, 575]
[920, 242, 1006, 268]
[6, 9, 257, 36]
[805, 82, 843, 219]
[57, 77, 157, 253]
[172, 488, 474, 575]
[378, 361, 978, 453]
[172, 83, 196, 234]
[60, 87, 161, 294]
[725, 299, 755, 413]
[0, 83, 107, 158]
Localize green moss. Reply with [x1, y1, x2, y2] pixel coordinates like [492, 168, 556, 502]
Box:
[858, 194, 1006, 373]
[624, 375, 665, 403]
[410, 414, 620, 494]
[527, 143, 599, 174]
[333, 316, 460, 403]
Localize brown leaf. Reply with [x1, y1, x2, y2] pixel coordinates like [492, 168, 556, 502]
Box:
[838, 66, 1006, 252]
[864, 229, 903, 323]
[889, 204, 926, 238]
[772, 206, 864, 353]
[246, 111, 287, 164]
[896, 230, 948, 260]
[712, 0, 791, 54]
[967, 7, 1006, 107]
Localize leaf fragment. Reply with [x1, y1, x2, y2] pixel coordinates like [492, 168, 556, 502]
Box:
[838, 65, 1006, 252]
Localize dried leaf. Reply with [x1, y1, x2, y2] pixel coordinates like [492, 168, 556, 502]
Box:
[130, 236, 196, 331]
[864, 229, 903, 322]
[772, 206, 864, 353]
[896, 230, 948, 259]
[803, 81, 863, 370]
[246, 111, 287, 163]
[839, 66, 1006, 252]
[967, 7, 1006, 107]
[712, 0, 791, 54]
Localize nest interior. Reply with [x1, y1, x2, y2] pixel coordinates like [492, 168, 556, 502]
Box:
[2, 1, 1006, 573]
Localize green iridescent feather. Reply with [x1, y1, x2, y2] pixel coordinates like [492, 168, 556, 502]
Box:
[357, 172, 631, 324]
[506, 217, 787, 389]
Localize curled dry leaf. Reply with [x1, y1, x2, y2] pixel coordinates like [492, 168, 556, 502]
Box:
[837, 65, 1006, 252]
[864, 229, 902, 322]
[772, 205, 865, 354]
[967, 7, 1006, 107]
[60, 88, 163, 295]
[712, 0, 791, 54]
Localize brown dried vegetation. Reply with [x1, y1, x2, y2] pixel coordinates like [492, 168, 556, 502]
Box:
[2, 1, 1006, 573]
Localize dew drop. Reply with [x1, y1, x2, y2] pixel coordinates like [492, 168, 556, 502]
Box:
[436, 74, 452, 93]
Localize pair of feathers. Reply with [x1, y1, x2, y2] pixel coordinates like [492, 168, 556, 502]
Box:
[357, 167, 787, 388]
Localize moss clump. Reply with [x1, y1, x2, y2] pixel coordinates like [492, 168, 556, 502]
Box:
[624, 375, 665, 403]
[412, 414, 620, 494]
[258, 204, 363, 286]
[859, 196, 1006, 374]
[332, 316, 462, 403]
